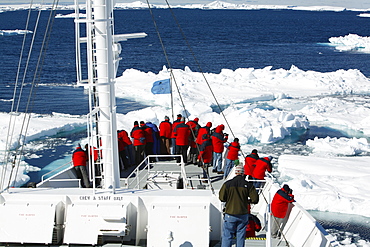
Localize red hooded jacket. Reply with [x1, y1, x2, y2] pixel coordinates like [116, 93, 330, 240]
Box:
[118, 130, 132, 146]
[271, 187, 294, 218]
[141, 123, 153, 143]
[187, 118, 200, 135]
[244, 152, 259, 176]
[211, 124, 228, 153]
[159, 119, 172, 138]
[186, 118, 200, 148]
[252, 157, 272, 180]
[226, 141, 240, 160]
[118, 137, 125, 152]
[117, 130, 128, 152]
[131, 124, 146, 146]
[196, 122, 212, 145]
[72, 147, 87, 167]
[173, 121, 191, 146]
[245, 214, 262, 237]
[198, 135, 213, 164]
[171, 117, 182, 138]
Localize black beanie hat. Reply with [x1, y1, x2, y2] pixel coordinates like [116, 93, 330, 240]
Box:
[283, 184, 290, 192]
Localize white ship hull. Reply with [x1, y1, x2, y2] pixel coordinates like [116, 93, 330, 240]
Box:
[0, 158, 335, 246]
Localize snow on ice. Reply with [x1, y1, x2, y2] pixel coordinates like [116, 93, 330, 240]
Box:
[1, 65, 369, 227]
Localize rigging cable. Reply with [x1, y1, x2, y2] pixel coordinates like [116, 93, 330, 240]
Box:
[145, 0, 248, 189]
[144, 1, 185, 125]
[2, 0, 59, 190]
[147, 0, 245, 161]
[163, 0, 242, 154]
[145, 0, 218, 192]
[156, 6, 288, 243]
[11, 0, 60, 189]
[1, 0, 37, 191]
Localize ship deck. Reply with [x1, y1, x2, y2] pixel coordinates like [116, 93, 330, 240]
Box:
[1, 157, 317, 247]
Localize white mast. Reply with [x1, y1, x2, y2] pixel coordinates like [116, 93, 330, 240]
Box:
[75, 0, 146, 190]
[75, 0, 120, 190]
[92, 0, 120, 189]
[75, 0, 147, 190]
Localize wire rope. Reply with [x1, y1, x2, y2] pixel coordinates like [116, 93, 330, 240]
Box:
[145, 0, 220, 193]
[0, 1, 36, 192]
[147, 0, 246, 161]
[152, 5, 288, 242]
[0, 1, 39, 191]
[162, 0, 243, 156]
[1, 0, 59, 190]
[11, 0, 60, 188]
[144, 0, 251, 194]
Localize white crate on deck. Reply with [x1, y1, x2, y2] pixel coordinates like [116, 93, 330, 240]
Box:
[147, 202, 210, 247]
[63, 198, 131, 245]
[0, 201, 57, 244]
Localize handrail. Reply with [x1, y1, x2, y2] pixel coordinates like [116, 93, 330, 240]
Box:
[253, 175, 334, 247]
[123, 154, 184, 189]
[40, 161, 73, 182]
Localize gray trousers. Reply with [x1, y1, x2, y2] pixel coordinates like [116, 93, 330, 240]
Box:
[271, 216, 285, 238]
[74, 165, 90, 188]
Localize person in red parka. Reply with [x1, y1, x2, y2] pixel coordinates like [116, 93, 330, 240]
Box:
[271, 184, 294, 238]
[186, 117, 201, 164]
[117, 130, 129, 170]
[72, 145, 90, 188]
[140, 121, 153, 157]
[159, 116, 172, 155]
[130, 121, 146, 166]
[246, 214, 262, 238]
[223, 138, 240, 179]
[196, 122, 212, 146]
[120, 129, 134, 167]
[244, 149, 259, 179]
[252, 156, 272, 189]
[171, 114, 182, 155]
[84, 144, 99, 163]
[198, 133, 213, 182]
[211, 124, 228, 174]
[173, 117, 191, 163]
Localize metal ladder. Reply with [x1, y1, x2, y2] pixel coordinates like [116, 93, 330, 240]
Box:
[74, 0, 118, 189]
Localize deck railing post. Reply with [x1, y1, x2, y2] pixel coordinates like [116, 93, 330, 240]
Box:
[266, 192, 272, 247]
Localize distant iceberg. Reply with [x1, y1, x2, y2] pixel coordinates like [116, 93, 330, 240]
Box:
[115, 0, 154, 9]
[0, 29, 33, 36]
[1, 1, 370, 12]
[55, 13, 86, 18]
[358, 13, 370, 17]
[114, 1, 352, 12]
[328, 33, 370, 53]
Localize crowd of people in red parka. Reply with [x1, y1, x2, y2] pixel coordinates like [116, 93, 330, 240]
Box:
[72, 114, 296, 240]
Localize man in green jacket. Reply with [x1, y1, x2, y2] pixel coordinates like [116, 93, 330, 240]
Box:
[219, 165, 259, 247]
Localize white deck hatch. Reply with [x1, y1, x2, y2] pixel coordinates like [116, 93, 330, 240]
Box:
[0, 201, 57, 244]
[63, 199, 131, 245]
[147, 202, 210, 247]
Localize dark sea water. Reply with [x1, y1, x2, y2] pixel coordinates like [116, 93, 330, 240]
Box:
[0, 9, 370, 115]
[0, 8, 370, 243]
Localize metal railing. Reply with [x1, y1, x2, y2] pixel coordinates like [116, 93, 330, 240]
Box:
[40, 161, 73, 182]
[122, 154, 184, 189]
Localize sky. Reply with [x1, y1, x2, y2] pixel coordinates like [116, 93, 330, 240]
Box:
[0, 0, 369, 10]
